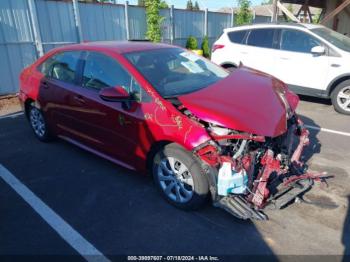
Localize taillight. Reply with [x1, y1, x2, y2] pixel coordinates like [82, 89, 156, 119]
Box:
[212, 44, 225, 53]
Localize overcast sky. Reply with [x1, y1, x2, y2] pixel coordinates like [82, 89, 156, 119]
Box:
[123, 0, 265, 11]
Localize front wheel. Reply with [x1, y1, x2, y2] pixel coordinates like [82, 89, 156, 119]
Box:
[331, 80, 350, 115]
[152, 143, 209, 210]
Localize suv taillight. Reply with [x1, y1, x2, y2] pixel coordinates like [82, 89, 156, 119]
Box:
[212, 44, 225, 53]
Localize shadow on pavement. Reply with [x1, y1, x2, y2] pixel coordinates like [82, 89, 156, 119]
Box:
[299, 95, 332, 106]
[297, 114, 321, 164]
[0, 115, 278, 259]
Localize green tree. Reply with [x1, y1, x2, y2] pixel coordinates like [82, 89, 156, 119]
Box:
[186, 36, 198, 50]
[138, 0, 145, 6]
[235, 0, 253, 26]
[201, 36, 210, 58]
[285, 4, 294, 22]
[312, 10, 322, 24]
[145, 0, 164, 42]
[193, 1, 200, 10]
[160, 1, 168, 8]
[186, 0, 193, 10]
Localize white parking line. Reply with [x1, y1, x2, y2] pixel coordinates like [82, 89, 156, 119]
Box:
[0, 165, 110, 262]
[305, 125, 350, 137]
[0, 111, 24, 120]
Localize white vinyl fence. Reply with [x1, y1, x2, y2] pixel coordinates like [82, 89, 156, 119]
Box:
[0, 0, 234, 95]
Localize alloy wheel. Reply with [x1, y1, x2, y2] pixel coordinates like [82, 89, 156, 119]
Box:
[157, 157, 194, 203]
[336, 86, 350, 112]
[29, 107, 46, 138]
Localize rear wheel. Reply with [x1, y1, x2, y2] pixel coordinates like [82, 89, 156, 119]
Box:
[152, 143, 209, 210]
[331, 80, 350, 115]
[222, 64, 236, 73]
[28, 105, 52, 142]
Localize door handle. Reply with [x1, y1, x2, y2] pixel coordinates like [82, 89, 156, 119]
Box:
[42, 81, 49, 89]
[118, 114, 131, 126]
[73, 95, 86, 104]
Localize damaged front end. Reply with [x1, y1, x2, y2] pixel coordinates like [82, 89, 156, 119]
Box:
[193, 115, 326, 220]
[170, 68, 329, 220]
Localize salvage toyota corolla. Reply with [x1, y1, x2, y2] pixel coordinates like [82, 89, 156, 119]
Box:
[19, 41, 326, 220]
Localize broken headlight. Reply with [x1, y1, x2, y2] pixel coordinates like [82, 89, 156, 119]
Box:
[275, 85, 294, 119]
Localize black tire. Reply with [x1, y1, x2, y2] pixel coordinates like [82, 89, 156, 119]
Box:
[331, 80, 350, 115]
[152, 143, 209, 210]
[222, 65, 236, 73]
[28, 105, 52, 142]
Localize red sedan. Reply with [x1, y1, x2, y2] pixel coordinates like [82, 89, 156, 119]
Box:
[19, 41, 321, 220]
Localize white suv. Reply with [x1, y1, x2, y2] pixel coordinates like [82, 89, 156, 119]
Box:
[211, 23, 350, 115]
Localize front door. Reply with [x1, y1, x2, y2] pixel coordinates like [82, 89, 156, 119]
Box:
[68, 51, 150, 167]
[272, 28, 329, 94]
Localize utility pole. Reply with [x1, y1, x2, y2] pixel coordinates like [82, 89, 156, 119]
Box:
[272, 0, 278, 22]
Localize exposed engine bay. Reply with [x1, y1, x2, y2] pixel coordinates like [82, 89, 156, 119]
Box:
[173, 100, 329, 220]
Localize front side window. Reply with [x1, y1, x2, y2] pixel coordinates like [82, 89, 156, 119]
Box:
[82, 52, 143, 101]
[247, 29, 275, 49]
[227, 30, 248, 44]
[39, 51, 80, 84]
[280, 29, 321, 53]
[124, 48, 229, 98]
[311, 27, 350, 52]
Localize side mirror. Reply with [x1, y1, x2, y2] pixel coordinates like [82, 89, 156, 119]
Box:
[99, 86, 130, 102]
[311, 46, 325, 55]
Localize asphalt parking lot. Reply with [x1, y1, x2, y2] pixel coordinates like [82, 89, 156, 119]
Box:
[0, 97, 349, 261]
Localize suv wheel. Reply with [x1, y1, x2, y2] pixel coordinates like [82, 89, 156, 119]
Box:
[331, 80, 350, 115]
[222, 64, 236, 73]
[152, 143, 209, 210]
[28, 105, 52, 141]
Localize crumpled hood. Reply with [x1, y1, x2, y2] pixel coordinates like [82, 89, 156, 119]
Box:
[178, 67, 289, 137]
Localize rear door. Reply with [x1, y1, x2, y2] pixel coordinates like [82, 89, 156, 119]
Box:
[240, 28, 279, 75]
[37, 51, 83, 136]
[272, 28, 329, 94]
[216, 29, 249, 66]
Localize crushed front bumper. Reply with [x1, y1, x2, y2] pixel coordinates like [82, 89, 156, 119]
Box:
[213, 117, 329, 220]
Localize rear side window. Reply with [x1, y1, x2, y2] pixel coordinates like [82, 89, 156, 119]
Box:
[227, 30, 247, 44]
[280, 29, 322, 53]
[247, 29, 275, 49]
[39, 51, 80, 84]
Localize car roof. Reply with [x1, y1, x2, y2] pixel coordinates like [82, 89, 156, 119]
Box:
[223, 22, 325, 33]
[53, 41, 176, 54]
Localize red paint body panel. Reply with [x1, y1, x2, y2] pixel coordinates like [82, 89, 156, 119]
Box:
[19, 42, 297, 173]
[19, 42, 211, 172]
[178, 67, 290, 138]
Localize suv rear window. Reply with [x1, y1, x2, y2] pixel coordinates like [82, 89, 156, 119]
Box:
[247, 29, 275, 49]
[227, 30, 247, 44]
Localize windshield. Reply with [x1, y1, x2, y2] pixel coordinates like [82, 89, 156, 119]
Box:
[124, 48, 229, 98]
[311, 27, 350, 52]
